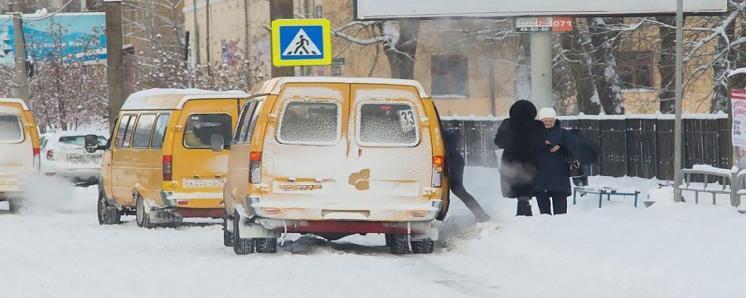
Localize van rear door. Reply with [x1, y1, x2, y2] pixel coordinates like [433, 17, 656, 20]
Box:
[0, 102, 33, 190]
[171, 99, 240, 200]
[348, 84, 433, 201]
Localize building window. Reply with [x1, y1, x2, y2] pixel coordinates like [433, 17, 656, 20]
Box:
[431, 55, 469, 98]
[618, 51, 654, 90]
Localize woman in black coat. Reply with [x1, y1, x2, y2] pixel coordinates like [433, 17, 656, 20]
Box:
[494, 100, 545, 216]
[534, 108, 574, 215]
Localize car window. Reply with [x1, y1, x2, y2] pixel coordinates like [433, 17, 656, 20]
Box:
[132, 114, 156, 148]
[150, 114, 169, 149]
[0, 114, 23, 143]
[121, 115, 137, 148]
[183, 114, 232, 149]
[358, 103, 419, 146]
[278, 101, 338, 145]
[40, 136, 48, 149]
[236, 101, 263, 144]
[115, 115, 133, 148]
[59, 136, 106, 146]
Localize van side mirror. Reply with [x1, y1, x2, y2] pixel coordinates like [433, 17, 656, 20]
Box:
[210, 134, 225, 152]
[84, 134, 100, 153]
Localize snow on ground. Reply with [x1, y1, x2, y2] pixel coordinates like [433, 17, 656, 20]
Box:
[0, 169, 743, 298]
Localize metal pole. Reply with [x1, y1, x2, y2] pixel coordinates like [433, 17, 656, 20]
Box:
[206, 0, 211, 66]
[673, 0, 684, 202]
[192, 0, 200, 65]
[530, 31, 553, 109]
[105, 1, 125, 130]
[243, 0, 250, 55]
[270, 0, 294, 77]
[11, 13, 30, 103]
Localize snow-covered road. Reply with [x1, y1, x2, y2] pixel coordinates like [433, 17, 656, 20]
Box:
[1, 168, 743, 298]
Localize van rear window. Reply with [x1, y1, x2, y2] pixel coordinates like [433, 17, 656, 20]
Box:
[59, 136, 106, 146]
[359, 103, 419, 146]
[184, 114, 232, 149]
[0, 114, 23, 143]
[278, 102, 339, 144]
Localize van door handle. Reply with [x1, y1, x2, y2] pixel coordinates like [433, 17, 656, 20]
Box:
[215, 175, 222, 178]
[193, 175, 200, 178]
[358, 148, 362, 157]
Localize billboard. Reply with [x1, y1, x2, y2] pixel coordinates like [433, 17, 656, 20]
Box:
[0, 12, 106, 66]
[354, 0, 728, 19]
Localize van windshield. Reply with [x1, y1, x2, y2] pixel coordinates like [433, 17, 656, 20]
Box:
[183, 114, 232, 149]
[278, 101, 339, 144]
[359, 103, 419, 146]
[0, 114, 23, 143]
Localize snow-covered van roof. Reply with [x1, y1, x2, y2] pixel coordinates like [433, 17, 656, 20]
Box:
[121, 88, 251, 111]
[255, 77, 430, 98]
[0, 98, 30, 110]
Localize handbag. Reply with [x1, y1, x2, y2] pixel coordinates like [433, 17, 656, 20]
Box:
[569, 159, 584, 177]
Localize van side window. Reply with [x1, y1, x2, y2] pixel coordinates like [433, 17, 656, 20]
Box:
[358, 103, 419, 146]
[278, 101, 338, 145]
[183, 114, 232, 149]
[121, 115, 138, 148]
[0, 114, 23, 143]
[234, 101, 257, 144]
[115, 115, 133, 148]
[236, 101, 262, 144]
[132, 114, 156, 148]
[150, 114, 170, 149]
[246, 102, 264, 143]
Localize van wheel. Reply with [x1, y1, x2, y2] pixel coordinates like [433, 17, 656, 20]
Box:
[385, 234, 395, 247]
[232, 211, 254, 255]
[389, 235, 412, 255]
[135, 196, 154, 229]
[223, 215, 234, 247]
[254, 238, 277, 253]
[412, 238, 434, 254]
[97, 192, 120, 225]
[8, 199, 22, 214]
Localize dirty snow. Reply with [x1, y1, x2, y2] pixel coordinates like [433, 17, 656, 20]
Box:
[0, 168, 744, 298]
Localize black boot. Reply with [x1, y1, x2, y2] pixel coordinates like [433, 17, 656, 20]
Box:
[516, 200, 533, 216]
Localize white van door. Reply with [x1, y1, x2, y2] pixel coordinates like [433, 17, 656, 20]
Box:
[0, 104, 32, 191]
[348, 85, 432, 201]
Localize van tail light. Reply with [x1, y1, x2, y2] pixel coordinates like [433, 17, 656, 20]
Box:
[432, 155, 443, 188]
[46, 149, 54, 161]
[34, 147, 41, 169]
[249, 151, 262, 184]
[163, 155, 173, 181]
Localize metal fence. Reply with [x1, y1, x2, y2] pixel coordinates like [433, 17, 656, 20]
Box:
[441, 115, 731, 180]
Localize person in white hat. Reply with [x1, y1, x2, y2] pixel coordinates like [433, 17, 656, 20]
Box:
[534, 107, 574, 215]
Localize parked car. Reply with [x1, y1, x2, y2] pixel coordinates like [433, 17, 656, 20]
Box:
[219, 77, 449, 255]
[0, 98, 40, 213]
[40, 131, 107, 185]
[85, 89, 249, 227]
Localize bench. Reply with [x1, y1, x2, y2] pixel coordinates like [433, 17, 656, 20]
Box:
[572, 186, 641, 208]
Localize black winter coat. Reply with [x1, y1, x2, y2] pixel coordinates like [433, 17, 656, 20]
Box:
[534, 121, 575, 196]
[494, 100, 545, 198]
[568, 129, 599, 165]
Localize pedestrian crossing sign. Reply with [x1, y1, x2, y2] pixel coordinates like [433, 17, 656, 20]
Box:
[272, 18, 332, 67]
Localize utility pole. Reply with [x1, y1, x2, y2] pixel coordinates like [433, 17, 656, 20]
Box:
[192, 0, 200, 65]
[270, 0, 294, 77]
[105, 0, 125, 129]
[11, 13, 30, 103]
[530, 31, 553, 109]
[673, 0, 684, 202]
[243, 0, 250, 56]
[206, 0, 211, 69]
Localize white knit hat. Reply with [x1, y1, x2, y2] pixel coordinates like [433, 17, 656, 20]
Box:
[537, 107, 558, 120]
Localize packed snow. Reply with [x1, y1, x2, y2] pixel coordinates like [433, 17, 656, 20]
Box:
[0, 169, 743, 298]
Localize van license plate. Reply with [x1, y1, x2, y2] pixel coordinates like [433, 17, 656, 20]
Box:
[182, 179, 225, 188]
[276, 184, 322, 192]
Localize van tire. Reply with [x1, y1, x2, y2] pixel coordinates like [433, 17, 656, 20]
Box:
[385, 234, 395, 247]
[223, 215, 234, 247]
[8, 199, 22, 214]
[412, 238, 435, 254]
[254, 238, 277, 253]
[135, 195, 154, 229]
[232, 211, 254, 255]
[389, 236, 412, 255]
[97, 192, 120, 225]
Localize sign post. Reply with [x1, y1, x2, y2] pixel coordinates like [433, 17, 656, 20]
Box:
[271, 18, 332, 67]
